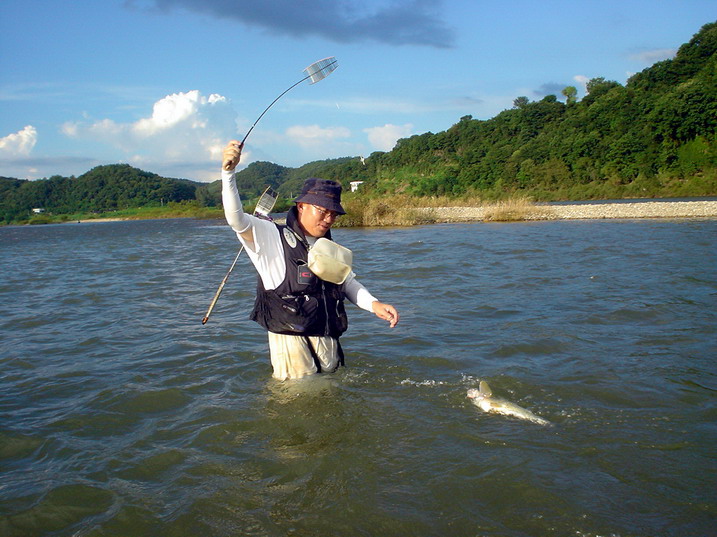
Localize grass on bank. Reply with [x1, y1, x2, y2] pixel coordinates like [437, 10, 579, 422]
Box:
[18, 202, 224, 226]
[8, 192, 593, 227]
[334, 194, 543, 227]
[16, 195, 542, 227]
[336, 195, 438, 227]
[480, 197, 551, 222]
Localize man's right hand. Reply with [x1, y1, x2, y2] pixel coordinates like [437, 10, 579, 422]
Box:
[223, 140, 243, 171]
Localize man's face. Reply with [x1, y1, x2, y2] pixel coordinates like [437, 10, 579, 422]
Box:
[297, 203, 339, 237]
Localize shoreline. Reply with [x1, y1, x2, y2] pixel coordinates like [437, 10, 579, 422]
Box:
[419, 200, 717, 223]
[10, 200, 717, 227]
[75, 218, 126, 223]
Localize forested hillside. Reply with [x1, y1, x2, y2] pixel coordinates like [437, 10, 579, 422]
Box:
[0, 165, 200, 223]
[350, 20, 717, 199]
[2, 21, 716, 224]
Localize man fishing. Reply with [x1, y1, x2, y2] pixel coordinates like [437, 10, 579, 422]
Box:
[221, 140, 399, 380]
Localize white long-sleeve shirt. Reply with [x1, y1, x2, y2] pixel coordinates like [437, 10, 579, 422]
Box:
[221, 169, 378, 312]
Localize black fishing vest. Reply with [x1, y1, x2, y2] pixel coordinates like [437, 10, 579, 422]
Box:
[250, 207, 349, 338]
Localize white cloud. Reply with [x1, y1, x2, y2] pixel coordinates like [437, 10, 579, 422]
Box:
[364, 123, 414, 152]
[62, 90, 237, 180]
[285, 124, 351, 149]
[573, 75, 590, 93]
[133, 91, 227, 136]
[0, 125, 38, 157]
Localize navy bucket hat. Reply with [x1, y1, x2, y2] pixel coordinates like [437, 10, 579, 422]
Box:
[294, 178, 346, 215]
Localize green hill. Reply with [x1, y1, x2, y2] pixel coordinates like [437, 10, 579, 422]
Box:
[0, 164, 200, 224]
[350, 20, 717, 200]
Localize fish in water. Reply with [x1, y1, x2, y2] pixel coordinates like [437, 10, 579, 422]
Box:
[467, 381, 551, 426]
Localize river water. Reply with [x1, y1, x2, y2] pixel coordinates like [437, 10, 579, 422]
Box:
[1, 217, 715, 537]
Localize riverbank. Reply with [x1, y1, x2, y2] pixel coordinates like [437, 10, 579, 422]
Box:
[418, 200, 717, 223]
[75, 218, 126, 223]
[7, 199, 717, 227]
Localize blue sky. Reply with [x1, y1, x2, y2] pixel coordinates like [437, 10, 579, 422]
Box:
[1, 1, 715, 183]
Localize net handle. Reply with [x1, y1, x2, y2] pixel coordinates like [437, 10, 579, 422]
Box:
[201, 186, 278, 324]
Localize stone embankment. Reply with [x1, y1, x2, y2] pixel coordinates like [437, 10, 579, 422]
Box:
[420, 200, 717, 223]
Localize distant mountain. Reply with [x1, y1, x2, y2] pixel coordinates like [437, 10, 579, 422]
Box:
[197, 157, 359, 208]
[0, 164, 200, 223]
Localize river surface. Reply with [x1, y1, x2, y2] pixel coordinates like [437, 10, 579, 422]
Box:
[1, 217, 716, 537]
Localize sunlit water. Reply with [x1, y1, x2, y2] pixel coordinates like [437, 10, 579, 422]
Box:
[1, 217, 715, 537]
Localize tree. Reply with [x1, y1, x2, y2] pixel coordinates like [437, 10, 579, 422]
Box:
[583, 77, 621, 105]
[562, 85, 578, 105]
[513, 96, 530, 109]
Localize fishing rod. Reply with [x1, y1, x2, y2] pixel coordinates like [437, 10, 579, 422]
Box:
[201, 187, 277, 324]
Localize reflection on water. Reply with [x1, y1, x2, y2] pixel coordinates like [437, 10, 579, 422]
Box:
[1, 217, 716, 536]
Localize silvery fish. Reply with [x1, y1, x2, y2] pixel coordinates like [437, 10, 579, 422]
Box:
[467, 381, 551, 426]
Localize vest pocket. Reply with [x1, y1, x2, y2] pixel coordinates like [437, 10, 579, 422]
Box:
[253, 292, 321, 334]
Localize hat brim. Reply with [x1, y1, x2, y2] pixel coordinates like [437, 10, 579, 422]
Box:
[294, 193, 346, 215]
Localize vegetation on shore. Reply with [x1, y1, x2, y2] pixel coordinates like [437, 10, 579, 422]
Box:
[19, 202, 223, 226]
[15, 192, 550, 227]
[2, 21, 716, 226]
[334, 194, 545, 226]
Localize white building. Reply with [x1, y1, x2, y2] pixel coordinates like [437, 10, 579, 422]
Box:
[350, 181, 364, 192]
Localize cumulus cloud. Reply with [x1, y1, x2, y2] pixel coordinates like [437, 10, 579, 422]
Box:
[133, 92, 228, 136]
[62, 90, 237, 180]
[133, 0, 455, 48]
[364, 123, 414, 152]
[0, 125, 38, 157]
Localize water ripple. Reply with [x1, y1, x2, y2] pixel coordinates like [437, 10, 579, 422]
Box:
[0, 218, 715, 536]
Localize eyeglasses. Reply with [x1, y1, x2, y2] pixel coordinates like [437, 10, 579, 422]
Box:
[311, 205, 340, 220]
